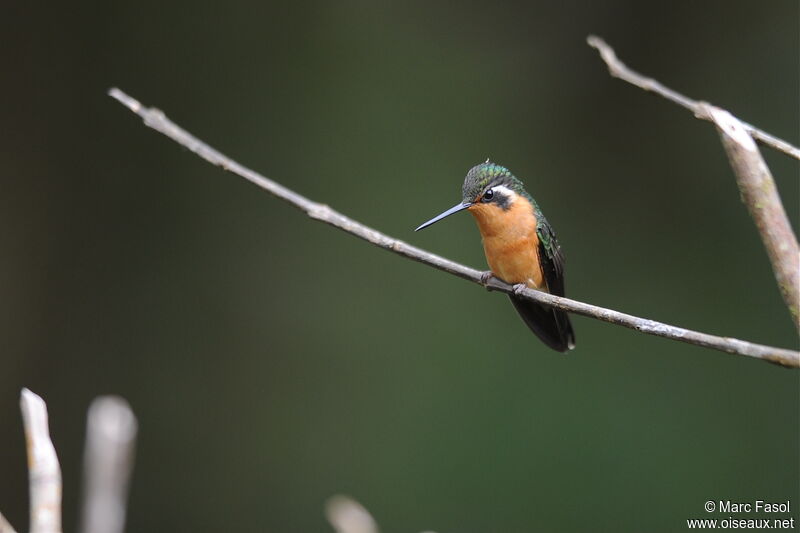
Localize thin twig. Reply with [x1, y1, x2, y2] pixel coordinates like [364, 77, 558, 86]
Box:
[79, 397, 138, 533]
[0, 513, 17, 533]
[20, 389, 62, 533]
[587, 36, 800, 330]
[700, 104, 800, 330]
[587, 35, 800, 161]
[108, 88, 799, 368]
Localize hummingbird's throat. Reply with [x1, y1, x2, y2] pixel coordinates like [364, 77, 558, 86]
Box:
[468, 196, 544, 289]
[467, 194, 536, 240]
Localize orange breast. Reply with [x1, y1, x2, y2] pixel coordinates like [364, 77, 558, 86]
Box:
[468, 197, 544, 289]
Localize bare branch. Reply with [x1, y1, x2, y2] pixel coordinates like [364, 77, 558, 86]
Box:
[0, 513, 17, 533]
[587, 36, 800, 329]
[79, 397, 138, 533]
[20, 389, 62, 533]
[587, 35, 800, 161]
[108, 88, 799, 368]
[325, 496, 379, 533]
[699, 105, 800, 330]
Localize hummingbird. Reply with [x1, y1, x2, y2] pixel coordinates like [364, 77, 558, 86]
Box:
[415, 161, 575, 352]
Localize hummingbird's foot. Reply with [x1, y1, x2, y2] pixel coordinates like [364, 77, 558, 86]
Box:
[479, 271, 496, 290]
[512, 283, 529, 296]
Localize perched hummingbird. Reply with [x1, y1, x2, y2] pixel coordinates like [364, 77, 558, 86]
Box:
[415, 161, 575, 352]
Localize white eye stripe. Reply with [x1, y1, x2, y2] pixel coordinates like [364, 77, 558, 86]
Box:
[492, 185, 517, 198]
[490, 185, 517, 200]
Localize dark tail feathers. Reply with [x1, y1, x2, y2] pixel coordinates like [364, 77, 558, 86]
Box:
[508, 295, 575, 353]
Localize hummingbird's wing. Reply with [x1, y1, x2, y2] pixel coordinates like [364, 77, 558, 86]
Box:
[508, 295, 575, 352]
[531, 221, 575, 351]
[536, 221, 565, 296]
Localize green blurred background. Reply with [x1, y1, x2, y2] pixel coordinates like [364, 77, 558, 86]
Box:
[2, 1, 798, 531]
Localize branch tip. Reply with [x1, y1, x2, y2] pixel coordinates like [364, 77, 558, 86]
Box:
[108, 88, 141, 113]
[20, 388, 62, 533]
[79, 396, 137, 533]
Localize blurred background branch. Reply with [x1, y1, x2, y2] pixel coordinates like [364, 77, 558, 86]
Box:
[588, 36, 800, 331]
[79, 397, 138, 533]
[7, 394, 397, 533]
[108, 88, 799, 367]
[4, 391, 137, 533]
[325, 496, 380, 533]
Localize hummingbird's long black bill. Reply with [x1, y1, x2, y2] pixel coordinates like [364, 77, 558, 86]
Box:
[415, 202, 472, 231]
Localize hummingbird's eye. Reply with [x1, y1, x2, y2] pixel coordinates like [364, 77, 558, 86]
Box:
[482, 189, 494, 202]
